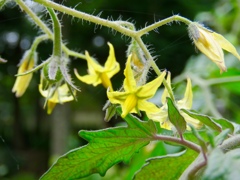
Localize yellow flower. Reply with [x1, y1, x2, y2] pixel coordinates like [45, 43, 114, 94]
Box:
[147, 73, 202, 130]
[74, 43, 120, 90]
[39, 74, 75, 114]
[107, 54, 166, 118]
[12, 50, 36, 97]
[188, 22, 240, 73]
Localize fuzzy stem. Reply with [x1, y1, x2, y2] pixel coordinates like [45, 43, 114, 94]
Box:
[134, 36, 175, 101]
[47, 8, 62, 57]
[32, 0, 193, 99]
[136, 15, 192, 37]
[15, 0, 86, 60]
[153, 134, 201, 153]
[33, 0, 136, 37]
[16, 0, 52, 37]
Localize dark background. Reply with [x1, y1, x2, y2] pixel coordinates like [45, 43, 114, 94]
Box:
[2, 0, 239, 179]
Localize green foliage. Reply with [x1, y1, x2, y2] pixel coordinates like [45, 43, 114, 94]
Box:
[167, 97, 186, 137]
[182, 109, 222, 132]
[40, 113, 157, 180]
[134, 149, 197, 180]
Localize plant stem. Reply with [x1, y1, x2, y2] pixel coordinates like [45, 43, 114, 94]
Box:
[136, 15, 192, 37]
[134, 36, 175, 101]
[16, 0, 86, 60]
[153, 134, 201, 153]
[33, 0, 136, 37]
[206, 76, 240, 86]
[47, 8, 61, 57]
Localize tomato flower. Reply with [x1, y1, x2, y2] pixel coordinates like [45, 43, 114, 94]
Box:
[74, 43, 120, 91]
[107, 54, 166, 118]
[188, 22, 240, 73]
[147, 73, 202, 130]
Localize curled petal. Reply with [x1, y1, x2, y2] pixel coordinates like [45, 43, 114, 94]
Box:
[177, 78, 193, 109]
[212, 32, 240, 61]
[74, 69, 101, 86]
[161, 72, 172, 105]
[123, 54, 137, 92]
[105, 43, 120, 78]
[137, 71, 166, 99]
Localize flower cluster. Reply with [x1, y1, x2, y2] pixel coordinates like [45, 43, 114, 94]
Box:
[10, 18, 240, 131]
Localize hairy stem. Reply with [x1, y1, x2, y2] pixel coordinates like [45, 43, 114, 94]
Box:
[47, 8, 62, 57]
[134, 37, 175, 100]
[136, 15, 192, 37]
[16, 0, 86, 60]
[33, 0, 136, 37]
[153, 134, 201, 153]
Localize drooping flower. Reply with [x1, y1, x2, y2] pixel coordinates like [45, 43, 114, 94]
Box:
[12, 50, 36, 97]
[147, 73, 202, 130]
[107, 54, 166, 118]
[74, 43, 120, 90]
[39, 73, 75, 114]
[188, 22, 240, 73]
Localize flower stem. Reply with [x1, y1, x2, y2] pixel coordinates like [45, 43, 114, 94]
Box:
[136, 15, 192, 37]
[134, 36, 175, 101]
[47, 8, 61, 57]
[15, 0, 86, 60]
[33, 0, 136, 37]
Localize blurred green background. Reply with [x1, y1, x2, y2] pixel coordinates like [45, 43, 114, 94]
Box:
[0, 0, 240, 179]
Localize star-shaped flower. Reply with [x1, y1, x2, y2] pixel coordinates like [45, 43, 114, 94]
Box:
[74, 43, 120, 90]
[188, 22, 240, 73]
[147, 73, 202, 130]
[107, 54, 166, 118]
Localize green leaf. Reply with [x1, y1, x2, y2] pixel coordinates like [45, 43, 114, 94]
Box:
[116, 107, 157, 136]
[189, 124, 207, 153]
[181, 109, 222, 132]
[124, 141, 167, 180]
[212, 118, 235, 134]
[202, 148, 240, 180]
[167, 97, 186, 137]
[40, 115, 157, 180]
[134, 149, 197, 180]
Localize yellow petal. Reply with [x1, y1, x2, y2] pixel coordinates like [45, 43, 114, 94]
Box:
[100, 72, 113, 90]
[213, 32, 240, 60]
[105, 42, 120, 78]
[138, 100, 160, 114]
[107, 90, 129, 105]
[121, 94, 137, 117]
[47, 101, 56, 114]
[123, 54, 137, 92]
[12, 53, 35, 97]
[161, 72, 172, 105]
[181, 112, 202, 129]
[137, 71, 166, 99]
[146, 105, 168, 123]
[85, 51, 104, 73]
[177, 78, 193, 109]
[74, 69, 101, 86]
